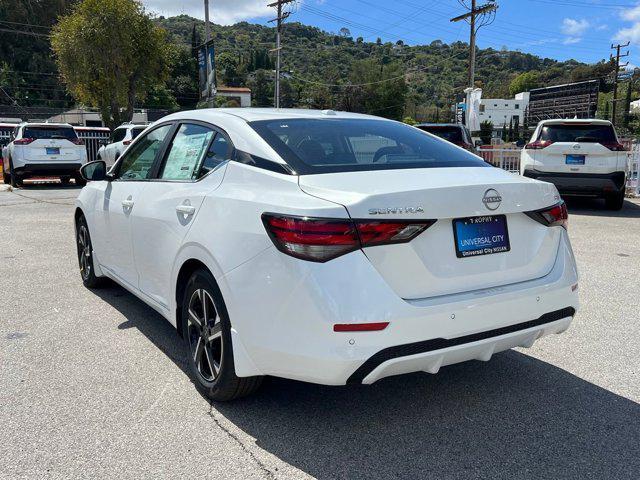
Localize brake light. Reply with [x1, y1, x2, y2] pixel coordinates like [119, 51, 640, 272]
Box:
[14, 138, 34, 145]
[525, 201, 568, 229]
[524, 140, 554, 150]
[600, 142, 626, 151]
[71, 138, 84, 145]
[262, 214, 435, 262]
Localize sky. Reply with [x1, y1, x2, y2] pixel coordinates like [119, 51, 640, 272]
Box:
[141, 0, 640, 67]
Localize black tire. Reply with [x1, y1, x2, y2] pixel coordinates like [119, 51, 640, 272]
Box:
[74, 174, 87, 187]
[60, 176, 71, 185]
[75, 214, 106, 288]
[181, 268, 263, 401]
[605, 190, 625, 211]
[8, 158, 21, 188]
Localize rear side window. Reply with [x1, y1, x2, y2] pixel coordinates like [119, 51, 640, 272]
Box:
[250, 118, 487, 174]
[417, 126, 464, 144]
[539, 124, 616, 143]
[23, 126, 77, 141]
[112, 128, 127, 143]
[131, 127, 145, 140]
[159, 123, 214, 181]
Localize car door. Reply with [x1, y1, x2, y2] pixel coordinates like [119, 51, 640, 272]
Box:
[92, 123, 173, 289]
[131, 122, 231, 309]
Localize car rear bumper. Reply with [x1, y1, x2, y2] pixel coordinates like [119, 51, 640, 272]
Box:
[222, 228, 579, 385]
[14, 163, 83, 177]
[523, 169, 626, 196]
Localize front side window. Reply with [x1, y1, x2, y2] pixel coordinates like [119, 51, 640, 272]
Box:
[117, 124, 171, 180]
[160, 124, 214, 181]
[250, 119, 488, 174]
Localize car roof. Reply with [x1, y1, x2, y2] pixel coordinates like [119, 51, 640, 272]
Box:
[161, 108, 384, 124]
[538, 119, 612, 126]
[415, 123, 464, 128]
[20, 122, 74, 128]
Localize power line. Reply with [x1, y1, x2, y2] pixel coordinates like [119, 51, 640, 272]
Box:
[450, 1, 498, 88]
[610, 41, 630, 126]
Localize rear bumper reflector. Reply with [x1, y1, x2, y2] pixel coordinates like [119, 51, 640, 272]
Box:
[346, 307, 576, 384]
[334, 322, 389, 332]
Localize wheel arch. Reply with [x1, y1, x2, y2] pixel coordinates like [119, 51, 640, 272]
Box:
[173, 256, 262, 377]
[175, 258, 210, 338]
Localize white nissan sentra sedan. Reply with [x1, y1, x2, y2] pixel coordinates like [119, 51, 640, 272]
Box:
[75, 109, 579, 401]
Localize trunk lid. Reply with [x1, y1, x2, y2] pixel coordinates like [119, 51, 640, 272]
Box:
[25, 138, 83, 162]
[299, 167, 563, 299]
[533, 142, 621, 174]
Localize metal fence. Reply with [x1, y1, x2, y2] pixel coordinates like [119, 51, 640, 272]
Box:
[75, 127, 110, 162]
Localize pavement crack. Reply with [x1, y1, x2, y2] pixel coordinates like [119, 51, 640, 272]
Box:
[207, 403, 276, 479]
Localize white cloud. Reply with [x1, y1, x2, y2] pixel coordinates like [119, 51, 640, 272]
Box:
[615, 23, 640, 43]
[621, 4, 640, 22]
[563, 37, 582, 45]
[561, 18, 589, 36]
[595, 24, 609, 31]
[142, 0, 272, 25]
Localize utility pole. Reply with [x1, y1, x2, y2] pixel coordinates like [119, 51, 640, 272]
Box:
[610, 42, 630, 126]
[450, 1, 498, 88]
[268, 0, 294, 108]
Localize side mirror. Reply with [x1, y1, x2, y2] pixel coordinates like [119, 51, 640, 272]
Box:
[80, 160, 108, 182]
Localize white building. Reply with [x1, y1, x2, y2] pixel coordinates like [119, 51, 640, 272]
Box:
[47, 108, 149, 127]
[215, 87, 252, 108]
[477, 92, 530, 128]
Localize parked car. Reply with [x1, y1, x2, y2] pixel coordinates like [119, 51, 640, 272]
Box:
[97, 123, 147, 167]
[415, 123, 475, 151]
[2, 122, 87, 187]
[521, 119, 627, 210]
[75, 109, 579, 401]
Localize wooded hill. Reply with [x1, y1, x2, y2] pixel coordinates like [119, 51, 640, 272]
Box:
[0, 1, 619, 122]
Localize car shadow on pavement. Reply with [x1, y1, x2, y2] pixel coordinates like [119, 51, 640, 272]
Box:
[565, 196, 640, 218]
[92, 284, 640, 480]
[91, 283, 189, 374]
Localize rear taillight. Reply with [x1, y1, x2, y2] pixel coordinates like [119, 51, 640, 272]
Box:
[524, 140, 554, 150]
[262, 213, 435, 262]
[14, 138, 34, 145]
[525, 201, 568, 229]
[600, 142, 626, 151]
[72, 138, 84, 145]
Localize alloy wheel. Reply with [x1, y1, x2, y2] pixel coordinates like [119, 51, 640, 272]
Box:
[187, 289, 223, 382]
[77, 224, 91, 281]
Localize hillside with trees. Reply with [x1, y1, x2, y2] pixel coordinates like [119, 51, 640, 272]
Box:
[0, 1, 628, 125]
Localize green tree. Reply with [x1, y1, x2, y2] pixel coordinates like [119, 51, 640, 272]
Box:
[403, 116, 417, 125]
[479, 120, 493, 145]
[51, 0, 174, 129]
[509, 71, 540, 96]
[217, 52, 242, 87]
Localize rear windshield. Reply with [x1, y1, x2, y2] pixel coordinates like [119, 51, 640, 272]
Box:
[131, 127, 145, 139]
[539, 124, 616, 143]
[250, 118, 487, 174]
[416, 125, 465, 143]
[23, 126, 78, 141]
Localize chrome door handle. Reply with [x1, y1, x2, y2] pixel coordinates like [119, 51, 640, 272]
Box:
[121, 197, 134, 208]
[176, 204, 196, 215]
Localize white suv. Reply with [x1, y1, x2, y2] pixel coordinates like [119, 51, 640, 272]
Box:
[521, 119, 627, 210]
[97, 123, 147, 167]
[2, 122, 88, 187]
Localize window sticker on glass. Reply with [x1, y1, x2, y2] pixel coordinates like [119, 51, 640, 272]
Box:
[161, 125, 214, 180]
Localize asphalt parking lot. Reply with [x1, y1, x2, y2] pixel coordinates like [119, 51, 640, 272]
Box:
[1, 183, 639, 480]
